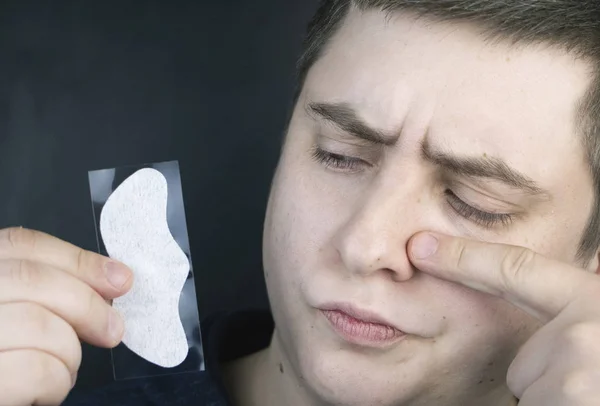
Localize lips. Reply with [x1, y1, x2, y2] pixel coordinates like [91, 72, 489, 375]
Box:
[318, 303, 407, 347]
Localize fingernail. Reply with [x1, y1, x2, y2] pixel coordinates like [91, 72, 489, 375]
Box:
[108, 309, 124, 345]
[104, 261, 130, 290]
[412, 234, 439, 259]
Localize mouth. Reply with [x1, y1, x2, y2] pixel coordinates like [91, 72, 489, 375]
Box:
[318, 303, 407, 348]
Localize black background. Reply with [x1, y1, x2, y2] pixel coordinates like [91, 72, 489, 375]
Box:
[0, 0, 319, 388]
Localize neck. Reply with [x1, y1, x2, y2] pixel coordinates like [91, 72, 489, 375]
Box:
[222, 332, 520, 406]
[222, 331, 312, 406]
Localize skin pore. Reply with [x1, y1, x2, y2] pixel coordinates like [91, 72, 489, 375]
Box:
[223, 6, 595, 406]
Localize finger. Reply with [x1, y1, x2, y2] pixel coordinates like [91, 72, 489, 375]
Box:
[506, 322, 559, 398]
[508, 314, 600, 401]
[408, 232, 597, 321]
[517, 367, 600, 406]
[0, 259, 124, 347]
[0, 227, 132, 299]
[0, 302, 82, 375]
[515, 373, 553, 406]
[0, 349, 72, 406]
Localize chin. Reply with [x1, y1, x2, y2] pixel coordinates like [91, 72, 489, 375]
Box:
[290, 334, 430, 406]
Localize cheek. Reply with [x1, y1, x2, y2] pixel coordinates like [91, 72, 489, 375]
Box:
[265, 151, 351, 269]
[264, 159, 328, 284]
[408, 281, 541, 391]
[437, 282, 540, 361]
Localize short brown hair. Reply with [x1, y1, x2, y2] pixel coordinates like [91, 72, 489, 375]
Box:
[295, 0, 600, 262]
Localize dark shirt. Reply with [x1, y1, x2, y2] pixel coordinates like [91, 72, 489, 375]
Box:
[63, 310, 274, 406]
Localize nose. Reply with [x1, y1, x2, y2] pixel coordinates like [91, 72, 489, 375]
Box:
[333, 174, 425, 282]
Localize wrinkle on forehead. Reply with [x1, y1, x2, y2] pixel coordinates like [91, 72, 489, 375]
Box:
[305, 7, 592, 178]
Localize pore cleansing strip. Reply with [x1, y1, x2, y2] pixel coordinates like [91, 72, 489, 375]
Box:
[100, 168, 190, 368]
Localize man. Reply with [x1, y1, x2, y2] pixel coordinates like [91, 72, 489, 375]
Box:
[2, 0, 600, 405]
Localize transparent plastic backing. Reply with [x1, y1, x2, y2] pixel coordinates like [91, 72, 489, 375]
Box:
[88, 160, 204, 380]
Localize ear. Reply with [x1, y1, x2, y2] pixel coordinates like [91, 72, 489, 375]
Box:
[587, 249, 600, 275]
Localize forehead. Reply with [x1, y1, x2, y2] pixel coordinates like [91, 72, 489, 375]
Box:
[303, 7, 593, 196]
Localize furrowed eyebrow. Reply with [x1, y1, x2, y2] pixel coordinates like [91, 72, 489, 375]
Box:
[421, 139, 551, 198]
[307, 102, 398, 146]
[307, 101, 550, 198]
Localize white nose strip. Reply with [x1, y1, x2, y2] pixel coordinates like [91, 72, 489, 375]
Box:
[100, 168, 190, 368]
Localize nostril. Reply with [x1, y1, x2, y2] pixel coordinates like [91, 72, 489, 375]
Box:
[388, 266, 416, 282]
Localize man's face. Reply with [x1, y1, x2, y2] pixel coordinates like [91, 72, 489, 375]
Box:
[262, 8, 594, 406]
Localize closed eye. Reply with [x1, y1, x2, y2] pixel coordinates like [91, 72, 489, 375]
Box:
[311, 147, 370, 173]
[445, 189, 514, 228]
[312, 146, 515, 229]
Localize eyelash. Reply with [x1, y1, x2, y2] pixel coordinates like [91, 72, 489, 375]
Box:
[311, 147, 514, 228]
[444, 189, 514, 228]
[311, 146, 370, 172]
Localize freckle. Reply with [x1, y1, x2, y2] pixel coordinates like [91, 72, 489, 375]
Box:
[279, 363, 284, 374]
[483, 152, 488, 158]
[490, 379, 495, 383]
[478, 380, 483, 384]
[443, 316, 446, 320]
[487, 362, 493, 366]
[377, 257, 381, 262]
